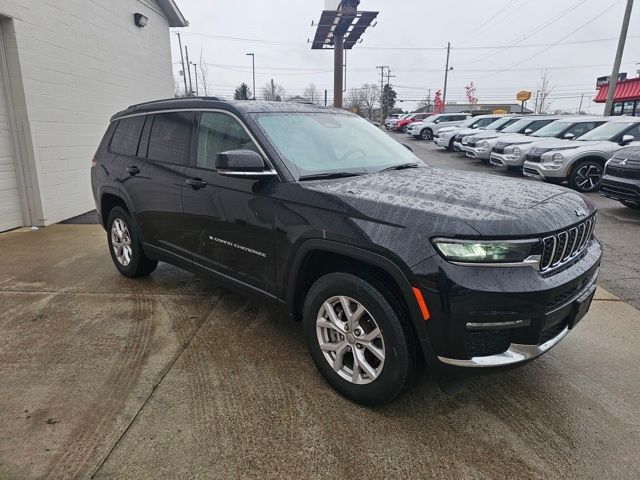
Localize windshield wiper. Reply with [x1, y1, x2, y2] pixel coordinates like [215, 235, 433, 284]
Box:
[377, 163, 420, 173]
[298, 171, 362, 181]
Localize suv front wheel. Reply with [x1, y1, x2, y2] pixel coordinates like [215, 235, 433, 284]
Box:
[569, 160, 603, 192]
[107, 206, 158, 277]
[420, 128, 433, 140]
[303, 272, 421, 405]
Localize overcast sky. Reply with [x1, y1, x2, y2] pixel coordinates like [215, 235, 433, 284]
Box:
[169, 0, 639, 113]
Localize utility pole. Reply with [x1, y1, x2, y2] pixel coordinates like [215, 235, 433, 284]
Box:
[334, 33, 344, 107]
[271, 78, 275, 100]
[534, 90, 540, 113]
[605, 0, 634, 115]
[246, 53, 256, 100]
[324, 89, 328, 106]
[443, 42, 452, 105]
[578, 93, 585, 114]
[427, 88, 432, 111]
[176, 33, 188, 95]
[191, 62, 199, 96]
[184, 45, 193, 96]
[377, 65, 388, 126]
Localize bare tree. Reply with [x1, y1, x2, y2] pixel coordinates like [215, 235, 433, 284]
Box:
[303, 83, 320, 103]
[359, 83, 380, 119]
[199, 51, 209, 96]
[346, 88, 363, 114]
[261, 81, 286, 101]
[536, 70, 555, 114]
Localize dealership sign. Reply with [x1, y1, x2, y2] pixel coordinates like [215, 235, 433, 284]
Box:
[516, 91, 532, 102]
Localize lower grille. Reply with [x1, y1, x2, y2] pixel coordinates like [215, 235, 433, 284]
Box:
[601, 184, 640, 200]
[465, 329, 511, 357]
[523, 167, 540, 176]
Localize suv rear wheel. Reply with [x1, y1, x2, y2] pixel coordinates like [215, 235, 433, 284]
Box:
[107, 207, 158, 277]
[303, 272, 420, 405]
[569, 160, 603, 192]
[420, 128, 433, 140]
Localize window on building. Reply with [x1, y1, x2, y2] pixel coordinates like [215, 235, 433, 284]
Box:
[110, 116, 146, 156]
[635, 101, 640, 117]
[197, 112, 260, 170]
[622, 101, 635, 115]
[613, 102, 624, 115]
[147, 112, 194, 165]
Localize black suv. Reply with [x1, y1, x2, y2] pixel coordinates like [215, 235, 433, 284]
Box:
[601, 146, 640, 209]
[91, 98, 602, 405]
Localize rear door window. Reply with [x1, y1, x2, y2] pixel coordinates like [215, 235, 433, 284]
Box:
[147, 112, 194, 165]
[110, 116, 146, 156]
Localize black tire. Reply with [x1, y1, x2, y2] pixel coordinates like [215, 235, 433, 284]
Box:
[420, 128, 433, 141]
[621, 200, 640, 209]
[447, 138, 455, 150]
[303, 272, 421, 406]
[568, 160, 604, 192]
[106, 206, 158, 277]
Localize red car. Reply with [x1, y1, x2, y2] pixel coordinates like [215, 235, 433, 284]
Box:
[394, 112, 433, 132]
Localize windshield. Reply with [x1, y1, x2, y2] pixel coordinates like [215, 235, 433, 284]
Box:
[501, 119, 533, 134]
[483, 117, 513, 130]
[532, 121, 570, 137]
[577, 122, 635, 141]
[458, 117, 481, 128]
[253, 112, 419, 178]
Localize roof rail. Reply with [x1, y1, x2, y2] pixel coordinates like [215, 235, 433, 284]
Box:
[126, 96, 221, 109]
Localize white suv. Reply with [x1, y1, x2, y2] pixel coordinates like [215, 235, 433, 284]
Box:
[406, 113, 471, 140]
[434, 114, 506, 150]
[523, 117, 640, 192]
[489, 117, 606, 170]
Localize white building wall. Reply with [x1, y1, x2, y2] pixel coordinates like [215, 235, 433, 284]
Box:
[0, 0, 177, 226]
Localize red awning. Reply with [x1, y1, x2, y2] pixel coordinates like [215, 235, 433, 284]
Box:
[594, 77, 640, 103]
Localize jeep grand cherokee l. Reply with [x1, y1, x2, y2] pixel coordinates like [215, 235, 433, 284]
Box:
[91, 98, 602, 406]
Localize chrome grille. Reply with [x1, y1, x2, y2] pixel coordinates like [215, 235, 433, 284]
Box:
[540, 216, 596, 272]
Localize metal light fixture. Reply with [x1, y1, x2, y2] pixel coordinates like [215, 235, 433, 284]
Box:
[134, 13, 148, 27]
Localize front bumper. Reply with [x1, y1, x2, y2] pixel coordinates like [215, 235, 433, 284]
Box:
[465, 145, 491, 160]
[523, 160, 568, 179]
[600, 175, 640, 205]
[489, 151, 525, 168]
[434, 135, 452, 147]
[411, 239, 602, 372]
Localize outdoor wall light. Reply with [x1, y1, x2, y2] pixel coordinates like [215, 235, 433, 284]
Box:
[134, 13, 148, 27]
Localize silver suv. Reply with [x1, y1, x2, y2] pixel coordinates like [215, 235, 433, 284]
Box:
[406, 113, 471, 140]
[463, 116, 559, 163]
[489, 117, 606, 170]
[434, 114, 505, 150]
[523, 117, 640, 192]
[455, 116, 519, 151]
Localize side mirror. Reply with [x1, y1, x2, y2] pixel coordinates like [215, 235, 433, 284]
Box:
[620, 134, 635, 146]
[215, 150, 277, 179]
[471, 124, 479, 129]
[524, 128, 533, 135]
[564, 133, 575, 140]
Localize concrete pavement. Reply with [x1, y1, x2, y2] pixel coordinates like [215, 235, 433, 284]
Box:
[1, 224, 639, 479]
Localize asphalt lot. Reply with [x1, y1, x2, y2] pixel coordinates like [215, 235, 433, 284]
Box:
[390, 131, 640, 310]
[1, 140, 640, 479]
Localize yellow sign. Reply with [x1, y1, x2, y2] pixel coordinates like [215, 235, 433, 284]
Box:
[493, 109, 508, 114]
[516, 91, 532, 102]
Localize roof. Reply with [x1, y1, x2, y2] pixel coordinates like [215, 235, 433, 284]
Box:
[156, 0, 188, 27]
[594, 77, 640, 103]
[112, 97, 342, 121]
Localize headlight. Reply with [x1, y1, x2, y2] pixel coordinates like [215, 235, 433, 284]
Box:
[513, 147, 521, 155]
[552, 153, 564, 164]
[432, 238, 538, 264]
[462, 136, 470, 143]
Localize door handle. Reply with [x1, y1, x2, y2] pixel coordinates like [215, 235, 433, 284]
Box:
[126, 166, 140, 175]
[185, 177, 207, 189]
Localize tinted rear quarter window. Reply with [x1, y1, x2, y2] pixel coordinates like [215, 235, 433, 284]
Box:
[110, 116, 146, 156]
[147, 112, 194, 165]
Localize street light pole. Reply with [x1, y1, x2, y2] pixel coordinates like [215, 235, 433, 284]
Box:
[191, 62, 199, 96]
[443, 42, 452, 106]
[246, 53, 256, 100]
[605, 0, 634, 115]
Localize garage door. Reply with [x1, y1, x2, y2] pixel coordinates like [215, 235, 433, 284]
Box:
[0, 33, 22, 232]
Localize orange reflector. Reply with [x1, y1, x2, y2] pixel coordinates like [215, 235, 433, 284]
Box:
[412, 287, 430, 321]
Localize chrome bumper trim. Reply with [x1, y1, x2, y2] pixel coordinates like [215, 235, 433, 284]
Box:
[437, 326, 570, 367]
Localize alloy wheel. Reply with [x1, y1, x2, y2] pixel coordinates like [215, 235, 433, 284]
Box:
[316, 296, 385, 385]
[111, 218, 133, 266]
[421, 129, 433, 140]
[575, 164, 602, 191]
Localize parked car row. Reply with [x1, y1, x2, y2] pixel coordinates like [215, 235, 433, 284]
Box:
[404, 112, 640, 204]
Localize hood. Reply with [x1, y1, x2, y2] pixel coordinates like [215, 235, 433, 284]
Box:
[438, 126, 459, 133]
[525, 138, 605, 151]
[493, 133, 534, 145]
[469, 130, 506, 141]
[300, 167, 596, 238]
